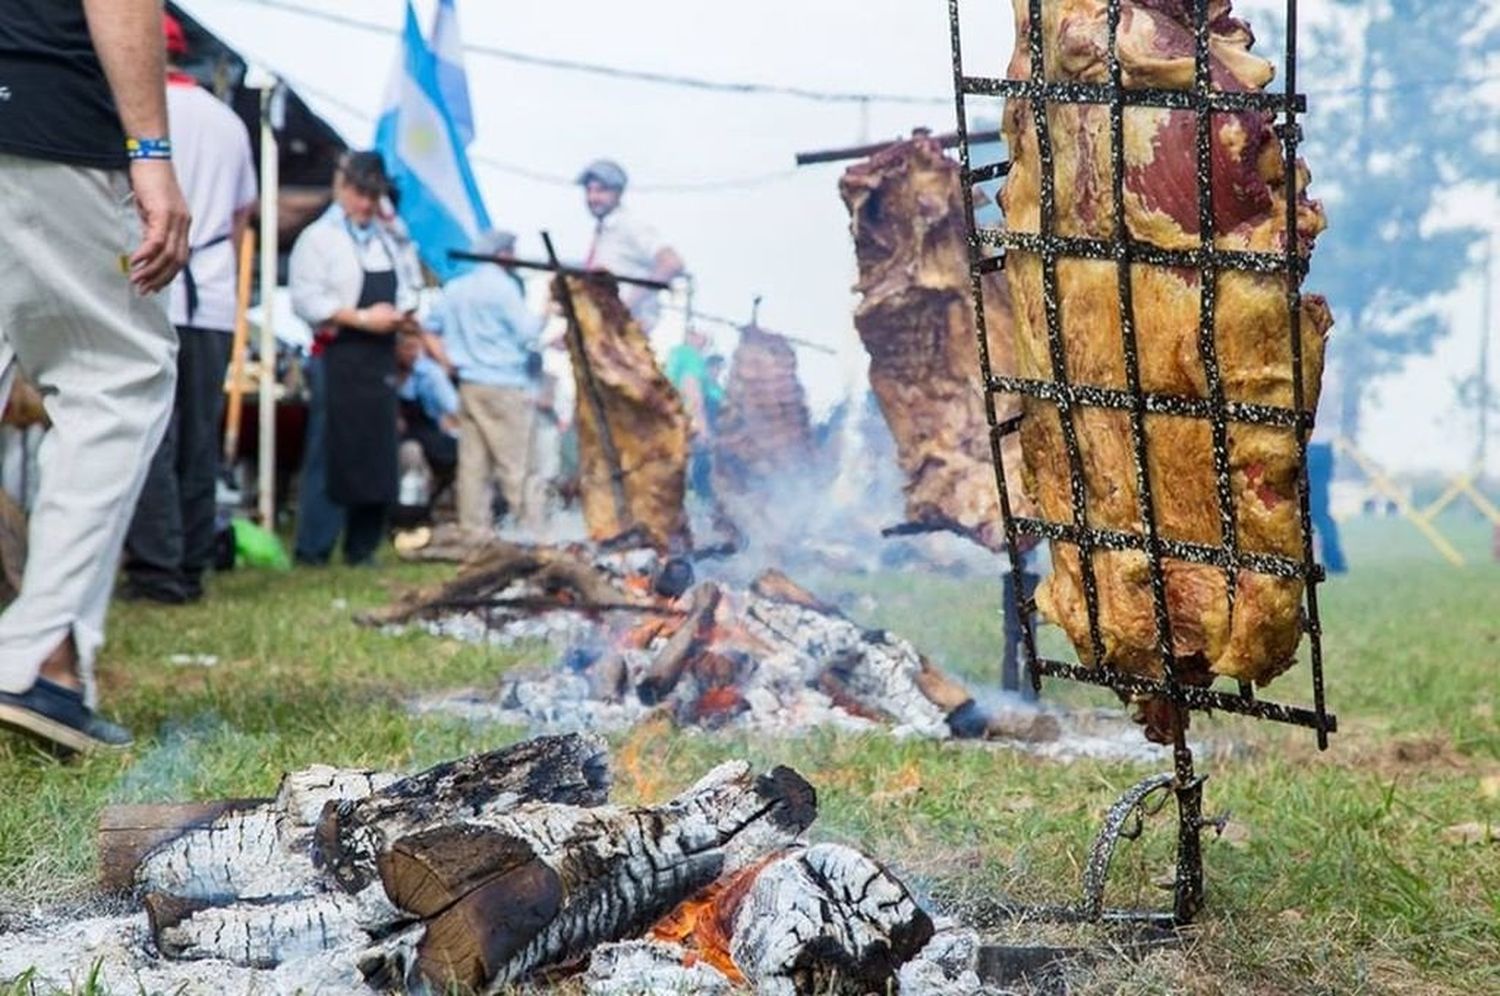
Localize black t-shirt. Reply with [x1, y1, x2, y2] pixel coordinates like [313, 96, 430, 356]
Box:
[0, 0, 126, 169]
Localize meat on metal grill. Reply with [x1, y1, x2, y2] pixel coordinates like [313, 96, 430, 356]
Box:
[948, 0, 1336, 924]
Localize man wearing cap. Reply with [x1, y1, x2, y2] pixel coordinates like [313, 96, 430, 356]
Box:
[0, 0, 190, 752]
[578, 159, 685, 331]
[121, 14, 258, 604]
[429, 230, 548, 538]
[290, 151, 424, 565]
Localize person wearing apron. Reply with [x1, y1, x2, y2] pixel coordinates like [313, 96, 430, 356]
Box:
[289, 152, 421, 565]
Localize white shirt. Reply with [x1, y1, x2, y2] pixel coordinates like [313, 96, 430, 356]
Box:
[585, 206, 667, 329]
[164, 79, 257, 332]
[288, 204, 422, 328]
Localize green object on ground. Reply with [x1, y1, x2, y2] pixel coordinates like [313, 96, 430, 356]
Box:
[231, 518, 290, 570]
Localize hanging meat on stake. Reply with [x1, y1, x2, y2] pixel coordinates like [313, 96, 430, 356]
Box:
[556, 272, 691, 552]
[712, 325, 816, 496]
[840, 134, 1031, 552]
[1000, 1, 1331, 696]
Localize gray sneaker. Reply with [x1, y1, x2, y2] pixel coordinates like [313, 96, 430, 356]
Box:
[0, 678, 133, 754]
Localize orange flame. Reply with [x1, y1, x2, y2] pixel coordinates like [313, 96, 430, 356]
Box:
[650, 853, 783, 983]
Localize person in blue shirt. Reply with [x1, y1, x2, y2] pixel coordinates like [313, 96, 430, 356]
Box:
[394, 329, 459, 516]
[428, 229, 547, 537]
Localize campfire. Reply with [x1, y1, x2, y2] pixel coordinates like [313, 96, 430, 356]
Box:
[371, 537, 1061, 745]
[2, 735, 987, 995]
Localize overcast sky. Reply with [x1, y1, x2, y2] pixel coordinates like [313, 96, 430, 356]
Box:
[179, 0, 1497, 475]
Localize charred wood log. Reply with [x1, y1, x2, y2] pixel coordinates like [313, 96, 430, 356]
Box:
[359, 541, 639, 626]
[556, 272, 690, 552]
[315, 733, 611, 895]
[839, 134, 1030, 552]
[729, 844, 934, 996]
[133, 735, 611, 967]
[361, 760, 817, 993]
[98, 799, 268, 894]
[636, 582, 722, 706]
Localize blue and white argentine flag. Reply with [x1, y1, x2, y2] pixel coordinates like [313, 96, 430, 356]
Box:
[374, 0, 489, 281]
[430, 0, 475, 148]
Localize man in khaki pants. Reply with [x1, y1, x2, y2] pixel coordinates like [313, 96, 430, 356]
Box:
[0, 0, 190, 752]
[428, 230, 546, 538]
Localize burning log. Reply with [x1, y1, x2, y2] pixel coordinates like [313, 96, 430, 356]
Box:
[712, 325, 817, 496]
[358, 540, 642, 627]
[361, 761, 816, 992]
[636, 581, 722, 705]
[839, 134, 1031, 552]
[556, 272, 690, 552]
[641, 843, 934, 995]
[999, 0, 1330, 689]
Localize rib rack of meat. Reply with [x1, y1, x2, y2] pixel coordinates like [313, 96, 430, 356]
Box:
[979, 0, 1336, 692]
[840, 133, 1031, 551]
[555, 273, 691, 552]
[947, 0, 1336, 925]
[712, 324, 816, 497]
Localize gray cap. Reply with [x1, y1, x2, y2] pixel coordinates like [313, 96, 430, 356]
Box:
[471, 229, 517, 256]
[576, 158, 628, 190]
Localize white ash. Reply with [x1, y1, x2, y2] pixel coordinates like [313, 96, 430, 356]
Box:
[0, 911, 367, 995]
[584, 940, 736, 996]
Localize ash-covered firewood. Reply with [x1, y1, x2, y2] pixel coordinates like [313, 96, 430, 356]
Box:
[731, 844, 934, 996]
[746, 571, 962, 739]
[839, 134, 1030, 552]
[713, 325, 816, 496]
[557, 272, 690, 552]
[134, 735, 610, 968]
[136, 765, 398, 903]
[359, 540, 639, 627]
[316, 733, 611, 895]
[359, 760, 817, 993]
[642, 843, 935, 996]
[1000, 1, 1330, 690]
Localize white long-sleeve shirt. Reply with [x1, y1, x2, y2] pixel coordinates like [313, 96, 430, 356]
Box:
[288, 203, 422, 327]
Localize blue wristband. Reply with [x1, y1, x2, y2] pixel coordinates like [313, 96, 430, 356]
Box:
[125, 137, 172, 161]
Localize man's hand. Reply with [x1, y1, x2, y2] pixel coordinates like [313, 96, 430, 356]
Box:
[127, 160, 191, 293]
[360, 303, 406, 334]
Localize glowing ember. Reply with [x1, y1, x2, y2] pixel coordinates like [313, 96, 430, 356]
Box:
[649, 854, 783, 984]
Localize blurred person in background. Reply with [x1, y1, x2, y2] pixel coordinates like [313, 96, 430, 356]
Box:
[0, 0, 189, 751]
[665, 327, 721, 499]
[429, 229, 547, 539]
[577, 158, 685, 332]
[1308, 360, 1348, 573]
[289, 151, 423, 566]
[122, 13, 257, 605]
[393, 327, 459, 521]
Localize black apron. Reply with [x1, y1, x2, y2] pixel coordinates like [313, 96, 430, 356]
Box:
[324, 267, 399, 506]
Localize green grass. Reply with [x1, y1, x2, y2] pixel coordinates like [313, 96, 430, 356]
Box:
[1, 516, 1497, 995]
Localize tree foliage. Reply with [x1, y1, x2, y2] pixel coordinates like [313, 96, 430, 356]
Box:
[1295, 0, 1499, 442]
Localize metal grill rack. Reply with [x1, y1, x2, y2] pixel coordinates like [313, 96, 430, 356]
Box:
[947, 0, 1335, 925]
